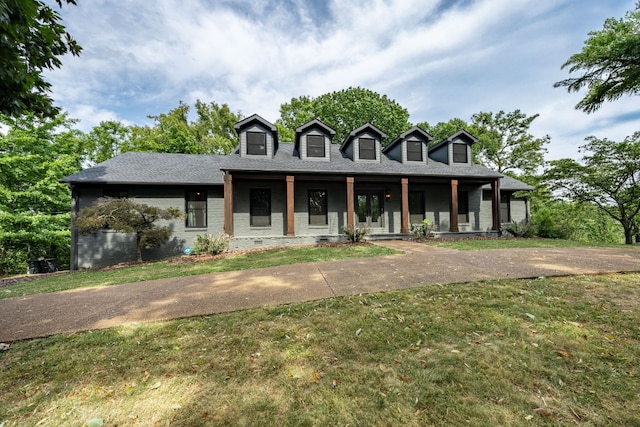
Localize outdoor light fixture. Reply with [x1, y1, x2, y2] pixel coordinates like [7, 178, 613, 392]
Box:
[385, 190, 391, 200]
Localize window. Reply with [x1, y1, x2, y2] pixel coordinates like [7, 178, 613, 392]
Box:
[409, 191, 424, 224]
[186, 191, 207, 228]
[103, 189, 128, 198]
[453, 143, 468, 163]
[247, 131, 267, 155]
[307, 135, 325, 158]
[407, 140, 423, 162]
[308, 190, 328, 225]
[500, 193, 510, 223]
[359, 138, 376, 160]
[250, 189, 271, 226]
[458, 190, 469, 223]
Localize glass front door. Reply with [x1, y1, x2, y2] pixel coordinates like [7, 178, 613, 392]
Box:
[357, 191, 382, 227]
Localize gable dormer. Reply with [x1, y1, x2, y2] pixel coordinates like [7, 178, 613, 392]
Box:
[294, 119, 336, 161]
[234, 114, 279, 158]
[428, 130, 477, 165]
[339, 123, 386, 163]
[382, 126, 433, 164]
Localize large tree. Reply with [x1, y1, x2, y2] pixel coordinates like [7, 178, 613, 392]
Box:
[276, 87, 412, 145]
[545, 133, 640, 244]
[127, 100, 241, 155]
[554, 4, 640, 113]
[0, 113, 86, 274]
[0, 0, 82, 118]
[75, 198, 183, 263]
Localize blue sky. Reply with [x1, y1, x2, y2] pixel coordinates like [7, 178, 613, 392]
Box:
[45, 0, 639, 160]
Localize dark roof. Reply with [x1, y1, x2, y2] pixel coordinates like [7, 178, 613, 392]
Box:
[483, 175, 535, 191]
[233, 114, 279, 150]
[430, 129, 477, 151]
[340, 123, 387, 152]
[61, 152, 225, 185]
[294, 119, 336, 148]
[383, 126, 433, 153]
[222, 143, 502, 179]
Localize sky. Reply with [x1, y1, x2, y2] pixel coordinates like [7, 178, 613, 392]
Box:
[45, 0, 639, 160]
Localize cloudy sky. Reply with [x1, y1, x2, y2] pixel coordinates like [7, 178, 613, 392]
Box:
[46, 0, 638, 160]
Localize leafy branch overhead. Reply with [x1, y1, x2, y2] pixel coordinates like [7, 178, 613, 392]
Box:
[75, 198, 183, 262]
[0, 0, 82, 118]
[554, 5, 640, 112]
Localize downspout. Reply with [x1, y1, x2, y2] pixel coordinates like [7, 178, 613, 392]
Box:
[69, 184, 79, 271]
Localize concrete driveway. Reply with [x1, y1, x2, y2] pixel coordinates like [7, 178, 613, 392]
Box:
[1, 241, 639, 342]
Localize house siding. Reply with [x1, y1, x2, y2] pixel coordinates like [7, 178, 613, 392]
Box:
[299, 129, 331, 161]
[74, 185, 224, 268]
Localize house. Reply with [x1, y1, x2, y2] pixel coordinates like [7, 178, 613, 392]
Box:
[61, 114, 533, 269]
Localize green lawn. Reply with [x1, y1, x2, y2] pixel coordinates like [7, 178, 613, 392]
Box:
[427, 237, 634, 251]
[2, 273, 639, 426]
[0, 244, 398, 299]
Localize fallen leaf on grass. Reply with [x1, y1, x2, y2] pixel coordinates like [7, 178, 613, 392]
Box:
[534, 407, 554, 417]
[332, 378, 339, 388]
[556, 349, 573, 358]
[149, 381, 161, 390]
[355, 328, 362, 336]
[312, 371, 321, 383]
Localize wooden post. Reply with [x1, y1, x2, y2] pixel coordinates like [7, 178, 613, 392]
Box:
[346, 176, 355, 230]
[286, 175, 295, 236]
[491, 178, 500, 231]
[450, 179, 459, 232]
[223, 173, 234, 236]
[401, 178, 409, 234]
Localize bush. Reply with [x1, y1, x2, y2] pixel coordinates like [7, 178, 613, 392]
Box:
[193, 233, 230, 255]
[343, 226, 369, 243]
[410, 218, 434, 239]
[503, 219, 533, 238]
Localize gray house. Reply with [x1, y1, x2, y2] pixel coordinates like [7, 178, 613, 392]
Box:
[62, 114, 533, 269]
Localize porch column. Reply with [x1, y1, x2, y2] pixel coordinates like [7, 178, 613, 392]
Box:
[223, 173, 234, 236]
[491, 178, 501, 231]
[346, 176, 355, 230]
[286, 175, 295, 236]
[401, 177, 409, 234]
[449, 179, 459, 232]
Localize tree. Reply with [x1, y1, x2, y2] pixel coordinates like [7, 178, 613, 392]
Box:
[470, 110, 549, 177]
[127, 100, 241, 155]
[545, 133, 640, 244]
[74, 198, 183, 262]
[417, 118, 470, 142]
[85, 120, 131, 164]
[0, 0, 82, 118]
[276, 87, 412, 145]
[554, 5, 640, 113]
[0, 112, 86, 274]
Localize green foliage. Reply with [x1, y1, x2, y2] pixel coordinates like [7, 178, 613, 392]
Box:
[193, 233, 230, 255]
[503, 219, 533, 238]
[417, 117, 469, 142]
[0, 113, 84, 275]
[276, 87, 412, 145]
[554, 5, 640, 112]
[0, 0, 81, 118]
[85, 120, 131, 164]
[127, 100, 241, 155]
[545, 133, 640, 244]
[343, 225, 369, 242]
[75, 198, 183, 262]
[410, 218, 434, 239]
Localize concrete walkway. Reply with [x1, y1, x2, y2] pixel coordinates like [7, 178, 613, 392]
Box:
[1, 241, 639, 342]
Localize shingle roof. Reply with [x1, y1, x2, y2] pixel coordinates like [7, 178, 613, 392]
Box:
[61, 152, 225, 185]
[483, 174, 535, 191]
[222, 143, 503, 179]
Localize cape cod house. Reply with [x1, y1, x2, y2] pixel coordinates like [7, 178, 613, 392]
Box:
[61, 114, 533, 269]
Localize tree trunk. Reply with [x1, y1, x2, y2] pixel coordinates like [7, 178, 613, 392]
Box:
[136, 234, 143, 262]
[623, 225, 633, 245]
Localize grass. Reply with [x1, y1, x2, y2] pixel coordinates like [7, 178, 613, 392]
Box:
[1, 273, 639, 426]
[0, 244, 398, 299]
[427, 237, 635, 251]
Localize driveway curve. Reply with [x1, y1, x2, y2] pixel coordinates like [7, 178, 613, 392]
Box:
[1, 241, 638, 342]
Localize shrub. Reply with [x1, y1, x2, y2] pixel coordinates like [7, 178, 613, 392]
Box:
[410, 218, 434, 239]
[193, 233, 230, 255]
[503, 219, 533, 238]
[343, 226, 369, 243]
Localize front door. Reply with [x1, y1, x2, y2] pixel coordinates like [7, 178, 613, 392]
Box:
[357, 191, 383, 227]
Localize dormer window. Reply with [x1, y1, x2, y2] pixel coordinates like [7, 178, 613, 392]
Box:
[453, 143, 467, 163]
[247, 132, 267, 155]
[407, 140, 423, 162]
[359, 138, 376, 160]
[307, 135, 325, 158]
